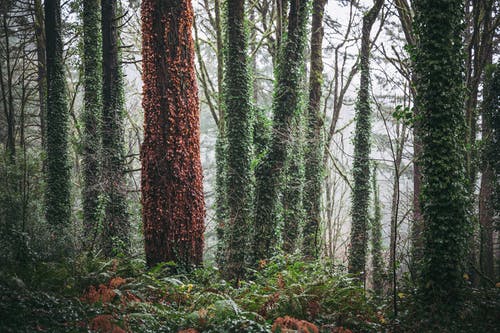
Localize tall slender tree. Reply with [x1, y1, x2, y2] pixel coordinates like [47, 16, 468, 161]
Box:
[221, 0, 253, 281]
[479, 62, 499, 283]
[414, 0, 469, 313]
[252, 0, 310, 263]
[1, 11, 16, 163]
[101, 0, 129, 256]
[34, 0, 47, 152]
[141, 0, 205, 268]
[282, 130, 306, 254]
[348, 0, 384, 282]
[44, 0, 71, 250]
[303, 0, 327, 258]
[82, 0, 102, 250]
[370, 164, 384, 295]
[490, 64, 500, 280]
[213, 0, 226, 270]
[476, 0, 495, 286]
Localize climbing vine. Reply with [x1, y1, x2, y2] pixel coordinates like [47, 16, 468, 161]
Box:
[101, 0, 129, 256]
[252, 0, 310, 263]
[303, 0, 327, 258]
[81, 0, 102, 250]
[220, 0, 253, 281]
[483, 64, 500, 231]
[413, 0, 469, 313]
[348, 0, 384, 281]
[141, 0, 205, 269]
[45, 0, 71, 255]
[370, 164, 384, 295]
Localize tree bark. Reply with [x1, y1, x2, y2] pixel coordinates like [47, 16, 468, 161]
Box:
[141, 0, 205, 268]
[414, 0, 469, 314]
[101, 0, 129, 256]
[45, 0, 71, 253]
[303, 0, 327, 259]
[82, 0, 102, 251]
[252, 0, 309, 263]
[348, 0, 384, 284]
[221, 0, 253, 281]
[479, 59, 498, 284]
[34, 0, 47, 152]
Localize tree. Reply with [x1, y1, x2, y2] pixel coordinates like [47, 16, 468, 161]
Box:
[479, 62, 499, 284]
[252, 0, 309, 263]
[192, 0, 225, 269]
[490, 64, 500, 280]
[413, 0, 469, 313]
[348, 0, 384, 282]
[370, 164, 384, 295]
[1, 10, 16, 163]
[468, 0, 496, 286]
[282, 129, 306, 254]
[141, 0, 205, 268]
[44, 0, 71, 252]
[0, 1, 41, 260]
[101, 0, 129, 256]
[221, 0, 253, 281]
[303, 0, 327, 258]
[392, 0, 425, 276]
[34, 0, 47, 152]
[81, 0, 102, 250]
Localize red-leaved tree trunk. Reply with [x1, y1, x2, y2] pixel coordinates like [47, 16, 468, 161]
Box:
[141, 0, 205, 268]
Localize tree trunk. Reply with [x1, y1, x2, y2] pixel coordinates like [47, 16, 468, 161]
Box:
[101, 0, 129, 256]
[282, 123, 306, 254]
[34, 0, 47, 152]
[141, 0, 205, 268]
[479, 61, 498, 285]
[303, 0, 327, 259]
[221, 0, 253, 281]
[81, 0, 102, 251]
[490, 64, 500, 280]
[348, 0, 384, 283]
[371, 164, 384, 294]
[414, 0, 469, 314]
[1, 13, 15, 162]
[252, 0, 309, 263]
[392, 0, 425, 274]
[44, 0, 71, 253]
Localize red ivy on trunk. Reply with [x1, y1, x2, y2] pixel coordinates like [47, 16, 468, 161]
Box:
[141, 0, 205, 268]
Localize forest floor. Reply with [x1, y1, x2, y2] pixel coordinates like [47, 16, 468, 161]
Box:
[0, 255, 498, 333]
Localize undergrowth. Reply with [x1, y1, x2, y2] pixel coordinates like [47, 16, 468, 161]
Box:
[0, 255, 498, 332]
[0, 255, 383, 332]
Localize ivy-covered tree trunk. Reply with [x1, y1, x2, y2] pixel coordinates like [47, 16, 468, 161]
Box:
[82, 0, 102, 251]
[215, 136, 228, 268]
[371, 164, 384, 295]
[101, 0, 129, 256]
[348, 0, 384, 282]
[252, 0, 309, 263]
[490, 64, 500, 280]
[476, 0, 495, 286]
[479, 63, 499, 284]
[141, 0, 205, 268]
[414, 0, 469, 312]
[44, 0, 71, 248]
[221, 0, 253, 281]
[282, 117, 306, 254]
[303, 0, 327, 258]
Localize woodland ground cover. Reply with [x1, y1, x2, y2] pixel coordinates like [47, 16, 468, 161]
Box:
[0, 255, 498, 333]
